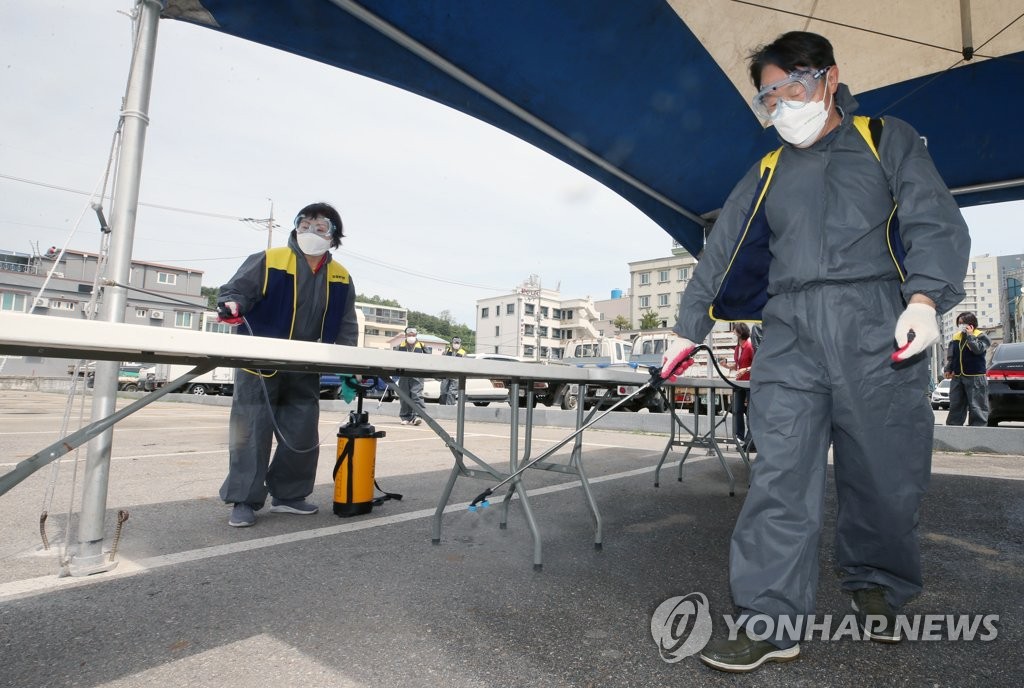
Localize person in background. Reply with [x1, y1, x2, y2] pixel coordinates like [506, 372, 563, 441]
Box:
[397, 326, 428, 425]
[217, 201, 359, 528]
[660, 31, 969, 672]
[439, 335, 467, 405]
[943, 311, 991, 426]
[719, 323, 754, 449]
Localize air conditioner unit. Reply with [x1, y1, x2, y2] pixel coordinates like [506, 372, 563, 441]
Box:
[150, 310, 165, 320]
[32, 297, 49, 308]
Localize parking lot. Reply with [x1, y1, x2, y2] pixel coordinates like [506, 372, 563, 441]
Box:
[0, 390, 1022, 687]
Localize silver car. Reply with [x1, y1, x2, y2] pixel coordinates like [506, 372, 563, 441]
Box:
[930, 378, 950, 410]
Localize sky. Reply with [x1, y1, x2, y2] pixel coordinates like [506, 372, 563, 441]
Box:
[1, 1, 1020, 327]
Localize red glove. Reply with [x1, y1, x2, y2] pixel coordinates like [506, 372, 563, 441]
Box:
[660, 337, 698, 382]
[217, 301, 243, 325]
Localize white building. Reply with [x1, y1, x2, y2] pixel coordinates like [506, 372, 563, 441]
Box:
[357, 302, 408, 349]
[939, 254, 1002, 346]
[627, 242, 699, 330]
[474, 277, 600, 360]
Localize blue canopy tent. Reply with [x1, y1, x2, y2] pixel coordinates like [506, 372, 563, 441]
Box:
[162, 0, 1024, 258]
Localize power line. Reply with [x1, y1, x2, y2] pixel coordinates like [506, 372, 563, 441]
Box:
[0, 172, 244, 221]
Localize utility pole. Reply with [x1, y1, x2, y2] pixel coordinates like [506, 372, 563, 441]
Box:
[241, 198, 280, 249]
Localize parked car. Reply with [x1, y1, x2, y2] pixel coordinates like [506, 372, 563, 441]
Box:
[421, 353, 513, 406]
[931, 378, 951, 410]
[986, 342, 1024, 427]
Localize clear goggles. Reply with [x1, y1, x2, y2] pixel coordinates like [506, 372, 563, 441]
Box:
[751, 66, 831, 121]
[296, 215, 334, 236]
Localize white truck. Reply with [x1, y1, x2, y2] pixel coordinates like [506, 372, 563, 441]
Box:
[629, 327, 738, 413]
[555, 336, 666, 412]
[140, 363, 236, 396]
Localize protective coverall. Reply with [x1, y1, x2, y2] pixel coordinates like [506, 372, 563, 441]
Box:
[439, 344, 467, 404]
[397, 339, 429, 422]
[675, 85, 970, 645]
[218, 234, 359, 508]
[944, 329, 991, 426]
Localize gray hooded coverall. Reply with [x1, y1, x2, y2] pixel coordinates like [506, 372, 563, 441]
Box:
[218, 233, 359, 509]
[675, 85, 970, 645]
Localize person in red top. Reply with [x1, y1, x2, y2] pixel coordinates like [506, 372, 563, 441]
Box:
[719, 322, 755, 447]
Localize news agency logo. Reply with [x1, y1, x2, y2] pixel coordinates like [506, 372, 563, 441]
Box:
[650, 592, 1000, 663]
[650, 592, 714, 662]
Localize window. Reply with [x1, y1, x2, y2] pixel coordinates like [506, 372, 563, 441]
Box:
[538, 326, 548, 337]
[678, 267, 690, 281]
[205, 321, 233, 334]
[639, 272, 650, 285]
[524, 303, 535, 315]
[50, 300, 76, 311]
[639, 296, 650, 308]
[157, 272, 177, 285]
[135, 308, 147, 318]
[658, 293, 669, 307]
[564, 309, 573, 319]
[495, 325, 500, 336]
[659, 270, 669, 283]
[540, 347, 549, 358]
[77, 284, 92, 293]
[677, 292, 684, 305]
[174, 311, 194, 328]
[524, 345, 535, 357]
[1, 292, 27, 312]
[481, 307, 489, 318]
[524, 324, 535, 336]
[540, 306, 549, 318]
[506, 303, 515, 315]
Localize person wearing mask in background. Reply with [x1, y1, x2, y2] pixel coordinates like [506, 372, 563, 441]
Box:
[719, 323, 755, 450]
[439, 336, 467, 405]
[661, 31, 969, 672]
[397, 326, 428, 425]
[217, 202, 359, 528]
[943, 311, 991, 426]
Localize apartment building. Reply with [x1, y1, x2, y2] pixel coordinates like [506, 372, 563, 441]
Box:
[475, 278, 600, 359]
[0, 246, 206, 376]
[627, 244, 699, 329]
[357, 302, 408, 349]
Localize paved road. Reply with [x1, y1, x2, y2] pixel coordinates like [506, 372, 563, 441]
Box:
[0, 391, 1022, 688]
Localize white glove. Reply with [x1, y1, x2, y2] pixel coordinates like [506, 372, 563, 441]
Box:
[660, 336, 698, 382]
[891, 302, 938, 362]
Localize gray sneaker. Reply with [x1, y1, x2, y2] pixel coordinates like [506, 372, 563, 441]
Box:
[699, 630, 799, 673]
[269, 498, 318, 515]
[410, 417, 422, 426]
[228, 503, 256, 527]
[851, 587, 902, 642]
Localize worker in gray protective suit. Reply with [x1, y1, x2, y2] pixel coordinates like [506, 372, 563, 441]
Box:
[661, 32, 970, 672]
[217, 202, 359, 529]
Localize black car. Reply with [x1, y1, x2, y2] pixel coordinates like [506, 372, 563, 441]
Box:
[987, 342, 1024, 427]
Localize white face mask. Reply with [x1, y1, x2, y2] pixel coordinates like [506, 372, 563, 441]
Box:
[296, 232, 332, 256]
[773, 75, 832, 148]
[406, 336, 417, 344]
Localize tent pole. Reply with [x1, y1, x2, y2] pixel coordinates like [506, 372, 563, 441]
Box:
[70, 0, 164, 577]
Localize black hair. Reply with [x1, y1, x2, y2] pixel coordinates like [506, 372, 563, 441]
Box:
[294, 202, 344, 249]
[732, 322, 751, 340]
[748, 31, 836, 89]
[956, 312, 979, 328]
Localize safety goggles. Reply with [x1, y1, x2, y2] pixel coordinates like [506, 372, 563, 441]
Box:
[751, 66, 831, 121]
[296, 216, 334, 236]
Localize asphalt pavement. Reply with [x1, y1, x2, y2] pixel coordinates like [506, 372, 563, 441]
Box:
[0, 391, 1021, 688]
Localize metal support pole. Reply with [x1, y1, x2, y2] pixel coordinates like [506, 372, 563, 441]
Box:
[71, 0, 163, 576]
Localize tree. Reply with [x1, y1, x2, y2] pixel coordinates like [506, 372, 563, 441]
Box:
[201, 286, 219, 310]
[612, 315, 631, 332]
[356, 293, 402, 307]
[639, 310, 662, 330]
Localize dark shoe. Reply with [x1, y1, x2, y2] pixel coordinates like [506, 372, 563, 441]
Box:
[699, 631, 799, 673]
[851, 587, 902, 643]
[228, 503, 256, 527]
[269, 498, 318, 515]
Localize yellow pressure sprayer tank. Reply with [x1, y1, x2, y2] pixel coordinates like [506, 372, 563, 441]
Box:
[333, 377, 401, 517]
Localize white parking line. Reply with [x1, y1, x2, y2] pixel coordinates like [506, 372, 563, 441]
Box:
[0, 463, 666, 602]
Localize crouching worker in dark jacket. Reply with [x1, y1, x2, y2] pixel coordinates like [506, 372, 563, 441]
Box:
[217, 202, 359, 528]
